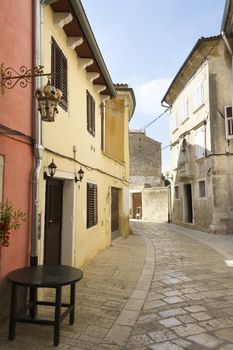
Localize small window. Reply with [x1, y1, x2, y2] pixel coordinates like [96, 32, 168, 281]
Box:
[87, 182, 98, 228]
[199, 180, 206, 198]
[194, 126, 205, 159]
[180, 98, 188, 122]
[225, 105, 233, 140]
[193, 81, 204, 110]
[144, 183, 151, 188]
[87, 91, 95, 136]
[174, 186, 179, 199]
[51, 37, 68, 111]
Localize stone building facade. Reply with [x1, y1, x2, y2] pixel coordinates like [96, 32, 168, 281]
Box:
[129, 131, 161, 188]
[129, 131, 166, 220]
[162, 34, 233, 234]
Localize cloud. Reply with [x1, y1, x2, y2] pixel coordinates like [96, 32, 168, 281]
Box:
[133, 77, 172, 116]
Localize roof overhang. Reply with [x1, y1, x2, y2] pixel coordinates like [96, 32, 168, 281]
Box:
[161, 35, 224, 106]
[115, 85, 136, 121]
[42, 0, 116, 98]
[221, 0, 233, 33]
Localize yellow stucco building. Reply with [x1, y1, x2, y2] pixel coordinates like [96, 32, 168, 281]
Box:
[37, 0, 135, 267]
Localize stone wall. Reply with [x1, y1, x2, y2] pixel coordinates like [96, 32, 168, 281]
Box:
[142, 187, 169, 222]
[129, 131, 161, 187]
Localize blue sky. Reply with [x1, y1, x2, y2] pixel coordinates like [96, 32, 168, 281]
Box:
[82, 0, 225, 172]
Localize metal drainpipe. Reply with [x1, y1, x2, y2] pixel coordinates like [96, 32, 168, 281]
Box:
[30, 0, 44, 266]
[222, 32, 233, 109]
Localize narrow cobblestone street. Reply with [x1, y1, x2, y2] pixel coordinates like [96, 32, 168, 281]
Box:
[2, 222, 233, 349]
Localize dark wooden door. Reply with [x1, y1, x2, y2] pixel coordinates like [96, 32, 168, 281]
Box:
[44, 178, 63, 265]
[111, 187, 119, 240]
[133, 193, 142, 218]
[184, 184, 193, 223]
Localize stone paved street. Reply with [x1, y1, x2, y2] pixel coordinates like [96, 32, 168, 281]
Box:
[2, 221, 233, 349]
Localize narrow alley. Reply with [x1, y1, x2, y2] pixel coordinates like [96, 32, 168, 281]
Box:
[1, 222, 233, 349]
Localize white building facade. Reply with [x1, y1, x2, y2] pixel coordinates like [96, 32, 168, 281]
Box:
[162, 35, 233, 234]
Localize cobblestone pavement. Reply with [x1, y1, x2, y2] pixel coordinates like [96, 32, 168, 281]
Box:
[1, 222, 233, 349]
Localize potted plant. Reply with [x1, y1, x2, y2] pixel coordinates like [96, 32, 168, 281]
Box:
[0, 201, 27, 247]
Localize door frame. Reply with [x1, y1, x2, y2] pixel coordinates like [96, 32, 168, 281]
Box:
[44, 177, 63, 265]
[183, 183, 194, 224]
[111, 187, 120, 240]
[41, 171, 76, 266]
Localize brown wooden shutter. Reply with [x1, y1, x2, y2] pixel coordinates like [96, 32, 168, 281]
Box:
[87, 183, 98, 228]
[93, 184, 98, 225]
[86, 91, 95, 136]
[87, 91, 91, 133]
[51, 37, 68, 111]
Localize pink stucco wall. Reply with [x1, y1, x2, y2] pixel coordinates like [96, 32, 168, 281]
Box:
[0, 0, 33, 279]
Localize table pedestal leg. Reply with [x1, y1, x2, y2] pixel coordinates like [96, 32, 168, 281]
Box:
[54, 286, 62, 346]
[69, 283, 75, 325]
[29, 286, 37, 319]
[8, 283, 16, 340]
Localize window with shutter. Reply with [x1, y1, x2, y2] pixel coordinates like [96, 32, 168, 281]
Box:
[194, 126, 205, 159]
[180, 98, 189, 122]
[87, 182, 98, 228]
[225, 105, 233, 139]
[51, 37, 68, 111]
[193, 81, 204, 110]
[86, 91, 95, 136]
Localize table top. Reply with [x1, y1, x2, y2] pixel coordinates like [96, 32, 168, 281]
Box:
[8, 265, 83, 287]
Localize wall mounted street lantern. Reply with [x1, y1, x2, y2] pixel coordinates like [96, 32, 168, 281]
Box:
[44, 159, 57, 179]
[75, 167, 84, 183]
[35, 79, 62, 122]
[0, 64, 62, 122]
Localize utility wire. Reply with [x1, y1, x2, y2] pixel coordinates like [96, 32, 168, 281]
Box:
[162, 144, 170, 150]
[139, 107, 170, 131]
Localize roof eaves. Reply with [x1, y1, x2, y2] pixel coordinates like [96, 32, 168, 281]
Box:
[221, 0, 231, 32]
[70, 0, 116, 97]
[115, 85, 136, 119]
[161, 35, 223, 106]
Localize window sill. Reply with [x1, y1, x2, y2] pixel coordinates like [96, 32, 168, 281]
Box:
[195, 156, 205, 161]
[181, 117, 189, 125]
[193, 102, 205, 114]
[87, 130, 95, 137]
[172, 127, 178, 134]
[102, 151, 125, 166]
[87, 224, 98, 230]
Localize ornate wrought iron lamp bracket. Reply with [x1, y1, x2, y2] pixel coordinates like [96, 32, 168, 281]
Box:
[0, 64, 51, 94]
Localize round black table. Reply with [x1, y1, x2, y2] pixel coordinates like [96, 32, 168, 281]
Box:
[8, 265, 83, 346]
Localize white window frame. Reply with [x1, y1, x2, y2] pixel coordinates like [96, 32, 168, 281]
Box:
[194, 125, 205, 159]
[193, 81, 204, 111]
[225, 105, 233, 140]
[180, 98, 189, 122]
